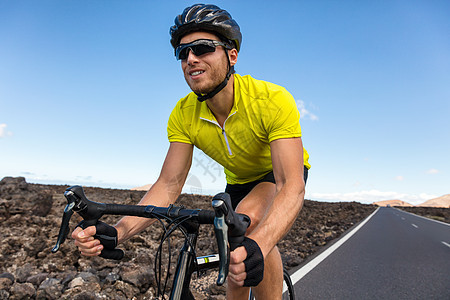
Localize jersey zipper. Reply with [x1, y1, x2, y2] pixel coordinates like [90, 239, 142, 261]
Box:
[200, 111, 236, 156]
[221, 128, 232, 155]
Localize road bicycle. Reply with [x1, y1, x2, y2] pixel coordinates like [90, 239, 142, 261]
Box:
[52, 185, 295, 299]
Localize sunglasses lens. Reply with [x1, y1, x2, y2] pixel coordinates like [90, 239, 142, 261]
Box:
[193, 44, 216, 56]
[176, 41, 217, 60]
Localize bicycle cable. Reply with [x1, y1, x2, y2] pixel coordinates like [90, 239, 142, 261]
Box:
[152, 213, 200, 299]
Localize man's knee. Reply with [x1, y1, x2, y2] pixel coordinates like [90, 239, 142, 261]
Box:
[235, 182, 276, 233]
[241, 210, 263, 233]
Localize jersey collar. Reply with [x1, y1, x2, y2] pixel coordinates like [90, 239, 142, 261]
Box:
[198, 83, 239, 123]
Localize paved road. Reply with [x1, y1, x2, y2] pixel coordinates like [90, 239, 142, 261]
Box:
[291, 207, 450, 299]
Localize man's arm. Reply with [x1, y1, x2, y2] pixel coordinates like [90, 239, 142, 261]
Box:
[115, 142, 194, 243]
[228, 137, 305, 287]
[249, 137, 305, 256]
[72, 142, 194, 256]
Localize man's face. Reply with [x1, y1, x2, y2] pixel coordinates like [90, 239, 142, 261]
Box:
[179, 32, 231, 95]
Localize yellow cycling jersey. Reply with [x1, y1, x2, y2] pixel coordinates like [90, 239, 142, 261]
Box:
[167, 74, 310, 184]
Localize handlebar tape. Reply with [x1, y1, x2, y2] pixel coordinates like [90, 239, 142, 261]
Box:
[197, 210, 216, 224]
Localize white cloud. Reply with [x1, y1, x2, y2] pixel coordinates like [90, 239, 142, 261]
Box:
[0, 123, 13, 138]
[296, 100, 319, 121]
[308, 189, 438, 205]
[426, 168, 439, 174]
[395, 175, 404, 181]
[352, 181, 362, 187]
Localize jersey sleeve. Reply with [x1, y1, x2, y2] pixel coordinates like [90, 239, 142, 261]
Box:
[167, 101, 193, 144]
[266, 89, 302, 143]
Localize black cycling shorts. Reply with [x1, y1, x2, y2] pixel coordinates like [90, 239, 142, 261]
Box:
[225, 167, 309, 210]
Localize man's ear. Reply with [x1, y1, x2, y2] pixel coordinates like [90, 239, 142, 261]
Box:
[228, 48, 238, 67]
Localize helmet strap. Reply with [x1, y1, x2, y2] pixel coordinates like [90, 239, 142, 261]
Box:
[195, 49, 233, 102]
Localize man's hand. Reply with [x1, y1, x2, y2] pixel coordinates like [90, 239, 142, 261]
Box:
[228, 237, 265, 287]
[72, 226, 103, 257]
[229, 246, 248, 286]
[71, 221, 119, 257]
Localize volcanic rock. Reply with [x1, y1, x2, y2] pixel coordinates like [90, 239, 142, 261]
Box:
[0, 177, 53, 220]
[3, 176, 447, 299]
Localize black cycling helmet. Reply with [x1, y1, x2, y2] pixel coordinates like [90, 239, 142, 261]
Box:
[170, 4, 242, 102]
[170, 4, 242, 51]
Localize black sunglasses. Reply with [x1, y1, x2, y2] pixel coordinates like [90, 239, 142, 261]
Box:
[175, 39, 231, 60]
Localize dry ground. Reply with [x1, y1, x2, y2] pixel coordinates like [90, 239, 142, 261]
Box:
[1, 177, 446, 299]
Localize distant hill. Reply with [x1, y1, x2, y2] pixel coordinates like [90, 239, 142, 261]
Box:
[131, 184, 153, 191]
[417, 194, 450, 208]
[373, 199, 414, 207]
[373, 195, 450, 208]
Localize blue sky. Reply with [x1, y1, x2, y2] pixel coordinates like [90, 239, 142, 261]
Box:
[1, 0, 449, 205]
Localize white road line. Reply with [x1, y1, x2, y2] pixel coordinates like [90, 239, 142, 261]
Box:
[396, 208, 450, 227]
[289, 207, 379, 286]
[442, 241, 450, 249]
[401, 217, 405, 220]
[411, 224, 418, 228]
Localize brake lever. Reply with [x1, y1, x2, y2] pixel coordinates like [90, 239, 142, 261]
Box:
[212, 192, 251, 286]
[51, 198, 75, 253]
[52, 185, 95, 253]
[52, 186, 124, 260]
[212, 195, 229, 286]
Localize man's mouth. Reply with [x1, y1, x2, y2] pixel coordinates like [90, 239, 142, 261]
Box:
[190, 70, 205, 76]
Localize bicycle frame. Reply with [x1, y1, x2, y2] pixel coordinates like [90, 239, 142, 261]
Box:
[157, 220, 223, 299]
[170, 221, 200, 300]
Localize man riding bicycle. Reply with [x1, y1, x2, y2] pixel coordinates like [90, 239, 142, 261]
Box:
[72, 4, 310, 299]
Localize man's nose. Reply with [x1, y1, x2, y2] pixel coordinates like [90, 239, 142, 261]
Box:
[186, 48, 199, 64]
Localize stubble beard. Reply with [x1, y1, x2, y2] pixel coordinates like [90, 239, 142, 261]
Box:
[186, 59, 228, 95]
